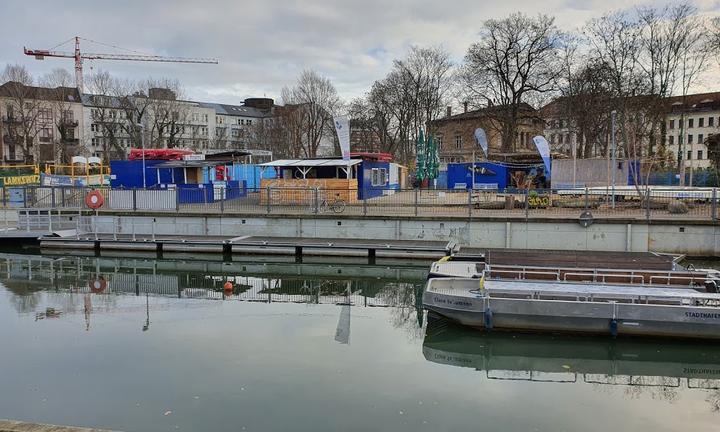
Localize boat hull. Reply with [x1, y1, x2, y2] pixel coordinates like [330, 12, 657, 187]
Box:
[423, 287, 720, 340]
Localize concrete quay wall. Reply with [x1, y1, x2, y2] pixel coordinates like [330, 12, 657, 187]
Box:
[88, 214, 720, 256]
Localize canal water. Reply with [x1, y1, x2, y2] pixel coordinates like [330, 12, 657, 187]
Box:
[0, 252, 719, 432]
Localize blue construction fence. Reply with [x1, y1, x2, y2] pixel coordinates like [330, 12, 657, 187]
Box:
[173, 181, 247, 204]
[647, 169, 719, 187]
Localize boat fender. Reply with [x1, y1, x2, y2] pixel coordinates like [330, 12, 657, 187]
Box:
[484, 307, 493, 330]
[609, 319, 618, 338]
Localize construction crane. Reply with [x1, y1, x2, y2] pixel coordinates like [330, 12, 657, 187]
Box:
[24, 36, 218, 93]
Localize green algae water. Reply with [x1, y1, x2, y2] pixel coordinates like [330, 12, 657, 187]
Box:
[0, 253, 718, 431]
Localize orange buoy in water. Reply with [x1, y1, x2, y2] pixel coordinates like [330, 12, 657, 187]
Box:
[223, 281, 233, 291]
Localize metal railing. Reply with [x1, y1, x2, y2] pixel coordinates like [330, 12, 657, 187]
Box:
[2, 185, 718, 222]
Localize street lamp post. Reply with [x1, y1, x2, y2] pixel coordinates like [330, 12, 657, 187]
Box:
[611, 110, 617, 209]
[138, 123, 146, 189]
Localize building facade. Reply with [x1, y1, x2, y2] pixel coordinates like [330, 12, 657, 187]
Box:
[0, 81, 83, 163]
[429, 104, 544, 166]
[665, 92, 720, 170]
[541, 92, 720, 170]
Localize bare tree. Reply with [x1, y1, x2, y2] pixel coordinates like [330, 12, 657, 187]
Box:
[556, 36, 614, 158]
[280, 70, 341, 158]
[711, 17, 720, 54]
[143, 79, 190, 149]
[350, 46, 453, 164]
[462, 13, 562, 152]
[0, 64, 42, 163]
[39, 68, 80, 163]
[84, 70, 128, 162]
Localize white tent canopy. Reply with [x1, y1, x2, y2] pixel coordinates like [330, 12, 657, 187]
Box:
[259, 159, 362, 180]
[260, 159, 361, 168]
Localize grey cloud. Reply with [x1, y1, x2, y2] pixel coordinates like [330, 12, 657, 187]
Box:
[0, 0, 712, 105]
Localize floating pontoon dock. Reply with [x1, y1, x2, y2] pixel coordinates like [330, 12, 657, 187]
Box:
[40, 234, 459, 262]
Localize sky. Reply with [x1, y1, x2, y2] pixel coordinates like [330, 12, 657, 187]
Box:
[0, 0, 718, 106]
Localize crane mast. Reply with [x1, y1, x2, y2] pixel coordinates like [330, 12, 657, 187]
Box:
[24, 36, 218, 92]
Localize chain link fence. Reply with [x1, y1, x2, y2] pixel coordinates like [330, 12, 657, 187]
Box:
[3, 185, 717, 222]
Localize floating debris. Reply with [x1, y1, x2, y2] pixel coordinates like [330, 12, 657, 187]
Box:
[35, 307, 62, 321]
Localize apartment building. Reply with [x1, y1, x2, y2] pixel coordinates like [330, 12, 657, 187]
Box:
[82, 89, 218, 160]
[541, 92, 720, 170]
[198, 98, 272, 151]
[0, 81, 83, 163]
[665, 92, 720, 170]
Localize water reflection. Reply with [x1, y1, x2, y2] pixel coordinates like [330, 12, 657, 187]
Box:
[423, 315, 720, 411]
[0, 253, 427, 334]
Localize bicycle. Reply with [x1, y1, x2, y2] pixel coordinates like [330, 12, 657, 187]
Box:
[318, 194, 346, 213]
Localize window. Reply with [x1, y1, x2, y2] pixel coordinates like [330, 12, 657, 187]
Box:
[688, 134, 693, 144]
[699, 117, 704, 127]
[687, 150, 692, 160]
[246, 119, 252, 125]
[91, 123, 99, 132]
[688, 118, 694, 128]
[203, 114, 208, 123]
[668, 135, 674, 145]
[436, 136, 443, 150]
[38, 109, 52, 122]
[698, 150, 703, 160]
[710, 117, 715, 127]
[669, 119, 675, 130]
[91, 138, 99, 147]
[39, 128, 52, 142]
[109, 110, 116, 119]
[192, 113, 199, 122]
[454, 134, 462, 149]
[371, 168, 388, 186]
[699, 134, 704, 144]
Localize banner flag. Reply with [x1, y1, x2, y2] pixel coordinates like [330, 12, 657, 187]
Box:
[474, 128, 488, 157]
[334, 116, 351, 161]
[532, 135, 552, 175]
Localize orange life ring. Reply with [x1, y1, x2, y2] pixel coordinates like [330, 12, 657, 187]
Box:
[88, 277, 107, 293]
[85, 190, 105, 209]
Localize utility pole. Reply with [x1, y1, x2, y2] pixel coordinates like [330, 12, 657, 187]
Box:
[611, 110, 617, 209]
[139, 124, 146, 188]
[679, 112, 686, 186]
